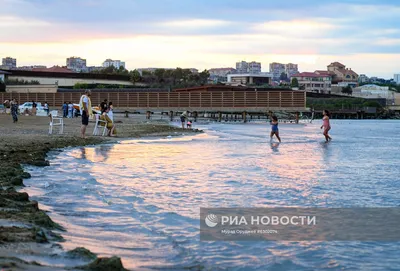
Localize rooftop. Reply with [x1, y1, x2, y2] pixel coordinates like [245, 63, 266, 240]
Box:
[228, 73, 272, 77]
[293, 72, 331, 78]
[209, 68, 236, 71]
[328, 62, 346, 68]
[32, 66, 75, 73]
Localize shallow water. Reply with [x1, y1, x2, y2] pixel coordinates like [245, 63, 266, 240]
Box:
[23, 120, 400, 270]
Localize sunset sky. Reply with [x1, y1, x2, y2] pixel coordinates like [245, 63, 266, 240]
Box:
[1, 0, 400, 78]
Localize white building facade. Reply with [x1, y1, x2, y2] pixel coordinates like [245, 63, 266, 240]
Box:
[352, 84, 396, 105]
[227, 73, 272, 85]
[292, 72, 332, 93]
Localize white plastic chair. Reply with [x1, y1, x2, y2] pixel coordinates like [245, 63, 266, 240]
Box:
[49, 110, 64, 134]
[93, 114, 107, 136]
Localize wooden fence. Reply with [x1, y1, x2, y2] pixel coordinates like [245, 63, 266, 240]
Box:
[1, 91, 306, 111]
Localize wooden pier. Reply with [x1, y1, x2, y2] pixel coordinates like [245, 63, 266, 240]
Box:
[1, 90, 306, 114]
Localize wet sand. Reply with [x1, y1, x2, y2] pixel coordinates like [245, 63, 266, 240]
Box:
[0, 113, 201, 270]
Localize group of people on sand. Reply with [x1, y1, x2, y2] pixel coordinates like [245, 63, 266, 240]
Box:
[269, 110, 332, 143]
[62, 102, 76, 118]
[79, 90, 117, 139]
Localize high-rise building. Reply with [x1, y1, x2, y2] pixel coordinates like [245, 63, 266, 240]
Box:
[269, 62, 286, 80]
[66, 57, 87, 72]
[285, 63, 299, 79]
[359, 74, 369, 84]
[269, 62, 299, 81]
[236, 61, 249, 74]
[248, 61, 261, 74]
[2, 57, 17, 69]
[394, 74, 400, 85]
[102, 59, 126, 69]
[236, 61, 261, 74]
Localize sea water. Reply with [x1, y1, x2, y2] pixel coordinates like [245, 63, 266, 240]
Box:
[23, 120, 400, 270]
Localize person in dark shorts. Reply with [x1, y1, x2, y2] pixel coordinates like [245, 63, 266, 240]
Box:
[79, 90, 92, 138]
[180, 111, 189, 129]
[81, 110, 89, 125]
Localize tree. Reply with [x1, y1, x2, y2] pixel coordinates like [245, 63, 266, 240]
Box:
[73, 82, 88, 89]
[130, 69, 141, 83]
[154, 69, 166, 82]
[341, 85, 353, 95]
[280, 72, 288, 81]
[117, 66, 129, 75]
[291, 78, 299, 88]
[198, 69, 210, 85]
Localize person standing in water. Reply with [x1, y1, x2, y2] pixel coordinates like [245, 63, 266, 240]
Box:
[270, 115, 281, 142]
[320, 109, 332, 142]
[180, 111, 189, 129]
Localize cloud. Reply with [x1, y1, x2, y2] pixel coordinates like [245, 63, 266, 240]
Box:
[1, 0, 400, 77]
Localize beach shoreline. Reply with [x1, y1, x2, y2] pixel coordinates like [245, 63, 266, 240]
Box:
[0, 113, 201, 270]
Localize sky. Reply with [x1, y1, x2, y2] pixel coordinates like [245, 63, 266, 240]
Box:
[1, 0, 400, 78]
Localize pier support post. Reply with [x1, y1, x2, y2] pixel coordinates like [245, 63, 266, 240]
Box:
[169, 111, 173, 121]
[218, 112, 222, 122]
[193, 111, 198, 122]
[295, 112, 299, 124]
[243, 111, 247, 123]
[146, 111, 151, 120]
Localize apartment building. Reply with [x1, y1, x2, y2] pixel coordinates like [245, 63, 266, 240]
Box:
[102, 59, 126, 69]
[2, 57, 17, 69]
[269, 62, 298, 80]
[394, 74, 400, 85]
[248, 61, 261, 74]
[359, 74, 369, 84]
[236, 61, 261, 74]
[285, 63, 299, 78]
[66, 57, 87, 72]
[292, 72, 332, 93]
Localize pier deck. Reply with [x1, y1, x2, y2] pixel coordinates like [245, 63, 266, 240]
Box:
[1, 90, 307, 113]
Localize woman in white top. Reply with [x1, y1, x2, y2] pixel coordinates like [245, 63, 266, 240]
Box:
[107, 102, 114, 123]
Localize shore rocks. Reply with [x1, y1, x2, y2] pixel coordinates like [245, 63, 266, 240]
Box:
[29, 160, 50, 167]
[10, 177, 24, 186]
[0, 121, 193, 270]
[1, 191, 29, 201]
[79, 256, 127, 271]
[67, 247, 97, 260]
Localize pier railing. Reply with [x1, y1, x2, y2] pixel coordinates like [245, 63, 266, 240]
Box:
[1, 91, 306, 112]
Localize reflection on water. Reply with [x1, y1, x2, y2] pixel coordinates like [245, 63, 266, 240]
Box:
[23, 121, 400, 270]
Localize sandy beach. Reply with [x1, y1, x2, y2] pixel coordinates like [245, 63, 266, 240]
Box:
[0, 112, 201, 271]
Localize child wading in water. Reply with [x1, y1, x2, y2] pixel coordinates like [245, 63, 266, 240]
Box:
[270, 115, 281, 142]
[321, 110, 332, 142]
